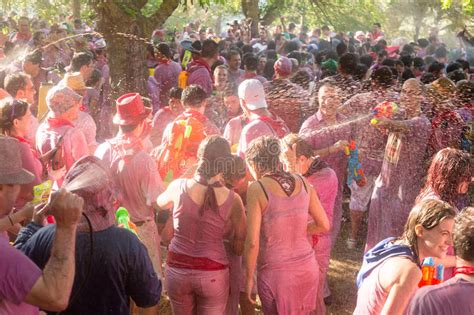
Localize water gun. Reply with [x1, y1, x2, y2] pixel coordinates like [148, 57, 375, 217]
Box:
[115, 207, 139, 237]
[418, 257, 444, 287]
[32, 180, 53, 204]
[370, 101, 398, 125]
[345, 140, 366, 187]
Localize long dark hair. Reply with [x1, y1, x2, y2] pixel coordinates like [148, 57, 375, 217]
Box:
[195, 135, 233, 179]
[417, 148, 472, 206]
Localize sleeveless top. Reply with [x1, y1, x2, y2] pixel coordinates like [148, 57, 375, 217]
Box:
[168, 179, 235, 265]
[257, 176, 315, 269]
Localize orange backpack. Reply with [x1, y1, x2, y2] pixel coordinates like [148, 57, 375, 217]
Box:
[156, 111, 208, 184]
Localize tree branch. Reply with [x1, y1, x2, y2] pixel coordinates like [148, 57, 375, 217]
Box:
[148, 0, 181, 28]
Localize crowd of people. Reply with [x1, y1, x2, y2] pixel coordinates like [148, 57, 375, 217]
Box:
[0, 12, 473, 315]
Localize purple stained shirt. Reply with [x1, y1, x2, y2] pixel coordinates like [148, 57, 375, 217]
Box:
[407, 277, 474, 315]
[0, 236, 41, 315]
[237, 119, 285, 159]
[154, 61, 182, 107]
[95, 142, 164, 223]
[187, 65, 213, 97]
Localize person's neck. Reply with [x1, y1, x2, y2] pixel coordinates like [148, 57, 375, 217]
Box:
[200, 57, 213, 67]
[275, 74, 289, 80]
[51, 114, 72, 121]
[320, 111, 337, 123]
[455, 258, 474, 282]
[186, 106, 205, 115]
[9, 129, 25, 139]
[405, 108, 421, 119]
[301, 157, 314, 175]
[77, 211, 115, 233]
[250, 108, 271, 118]
[118, 127, 142, 138]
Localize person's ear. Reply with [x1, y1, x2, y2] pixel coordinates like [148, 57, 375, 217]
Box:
[415, 224, 424, 238]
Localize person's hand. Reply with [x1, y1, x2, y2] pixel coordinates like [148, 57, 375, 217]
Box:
[246, 278, 256, 304]
[32, 203, 47, 225]
[372, 117, 390, 129]
[47, 165, 67, 181]
[16, 202, 35, 221]
[47, 189, 83, 228]
[333, 140, 349, 152]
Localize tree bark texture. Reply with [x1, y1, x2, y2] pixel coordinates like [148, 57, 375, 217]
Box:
[92, 0, 179, 98]
[72, 0, 81, 18]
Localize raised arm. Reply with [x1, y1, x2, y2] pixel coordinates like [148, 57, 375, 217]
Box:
[24, 190, 83, 311]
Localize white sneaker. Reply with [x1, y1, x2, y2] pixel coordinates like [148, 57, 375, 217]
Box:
[346, 238, 357, 249]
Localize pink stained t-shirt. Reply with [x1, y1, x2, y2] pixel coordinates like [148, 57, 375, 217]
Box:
[306, 166, 338, 237]
[95, 141, 164, 223]
[223, 115, 247, 149]
[0, 235, 41, 315]
[35, 121, 90, 176]
[237, 117, 289, 159]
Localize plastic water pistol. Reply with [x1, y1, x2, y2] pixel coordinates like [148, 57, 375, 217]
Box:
[115, 207, 139, 237]
[370, 101, 399, 125]
[344, 140, 367, 187]
[418, 257, 444, 287]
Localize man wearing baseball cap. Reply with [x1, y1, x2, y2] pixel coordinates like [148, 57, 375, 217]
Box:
[36, 85, 89, 185]
[95, 93, 165, 282]
[236, 79, 290, 159]
[0, 136, 83, 314]
[265, 56, 309, 132]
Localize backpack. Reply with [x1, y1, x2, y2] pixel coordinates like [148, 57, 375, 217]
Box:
[156, 111, 208, 184]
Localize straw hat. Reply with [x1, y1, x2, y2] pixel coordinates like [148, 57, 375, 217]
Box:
[64, 72, 87, 91]
[0, 136, 35, 185]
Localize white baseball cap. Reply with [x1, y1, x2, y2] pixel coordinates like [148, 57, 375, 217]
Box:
[238, 79, 267, 110]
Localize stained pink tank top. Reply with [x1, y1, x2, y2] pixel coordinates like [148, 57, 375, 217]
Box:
[354, 261, 389, 315]
[257, 178, 315, 270]
[169, 179, 234, 265]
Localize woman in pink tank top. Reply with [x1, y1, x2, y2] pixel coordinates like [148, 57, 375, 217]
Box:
[157, 136, 246, 315]
[244, 136, 330, 314]
[281, 134, 338, 315]
[354, 199, 456, 315]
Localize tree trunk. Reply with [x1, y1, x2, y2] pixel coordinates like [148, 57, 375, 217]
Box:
[242, 0, 259, 38]
[92, 0, 179, 99]
[72, 0, 81, 18]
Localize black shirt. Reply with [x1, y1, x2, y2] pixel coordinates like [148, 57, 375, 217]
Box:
[18, 224, 161, 314]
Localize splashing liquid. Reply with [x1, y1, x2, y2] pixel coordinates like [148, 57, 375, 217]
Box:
[62, 162, 108, 193]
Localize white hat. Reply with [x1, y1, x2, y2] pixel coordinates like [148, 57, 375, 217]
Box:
[355, 31, 365, 38]
[238, 79, 267, 110]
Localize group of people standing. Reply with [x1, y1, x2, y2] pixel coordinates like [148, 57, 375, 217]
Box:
[0, 13, 473, 315]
